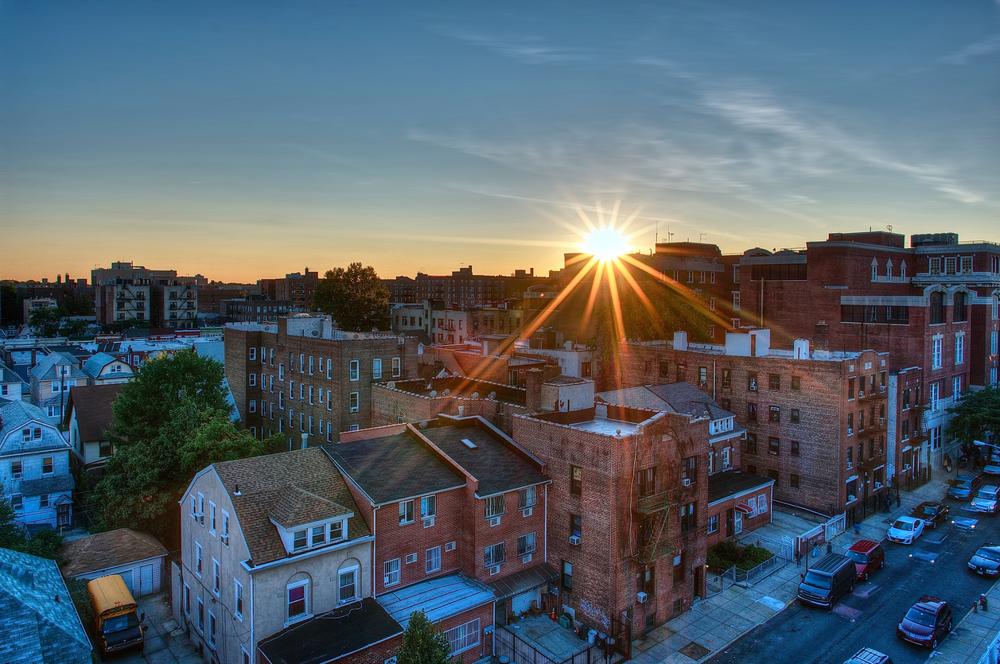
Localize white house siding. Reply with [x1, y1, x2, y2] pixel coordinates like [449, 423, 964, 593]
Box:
[70, 556, 165, 598]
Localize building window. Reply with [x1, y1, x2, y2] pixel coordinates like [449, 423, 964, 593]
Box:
[791, 375, 801, 391]
[722, 368, 732, 390]
[768, 437, 780, 456]
[791, 440, 800, 457]
[399, 500, 415, 524]
[11, 494, 23, 512]
[420, 495, 436, 520]
[338, 564, 359, 603]
[426, 546, 442, 573]
[348, 391, 360, 413]
[234, 580, 244, 620]
[744, 433, 758, 455]
[570, 513, 582, 539]
[570, 465, 583, 496]
[373, 358, 382, 380]
[486, 495, 506, 518]
[733, 292, 741, 312]
[10, 460, 22, 479]
[561, 560, 573, 591]
[707, 514, 720, 534]
[768, 405, 781, 423]
[42, 457, 53, 475]
[444, 619, 481, 657]
[673, 552, 685, 582]
[195, 542, 203, 576]
[680, 502, 697, 533]
[384, 559, 401, 587]
[212, 559, 220, 595]
[955, 333, 965, 365]
[768, 374, 780, 390]
[790, 408, 800, 424]
[658, 360, 669, 378]
[392, 357, 401, 378]
[287, 580, 309, 621]
[197, 597, 204, 632]
[519, 486, 536, 510]
[932, 336, 943, 369]
[953, 375, 962, 398]
[637, 467, 656, 497]
[518, 532, 537, 557]
[746, 402, 757, 422]
[349, 359, 360, 381]
[747, 372, 758, 392]
[484, 542, 506, 568]
[682, 456, 697, 484]
[698, 366, 708, 387]
[929, 291, 945, 324]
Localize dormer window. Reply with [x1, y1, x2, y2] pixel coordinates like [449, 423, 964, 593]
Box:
[287, 518, 347, 553]
[292, 530, 309, 551]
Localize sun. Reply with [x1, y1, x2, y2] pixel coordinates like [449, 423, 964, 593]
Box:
[582, 226, 630, 262]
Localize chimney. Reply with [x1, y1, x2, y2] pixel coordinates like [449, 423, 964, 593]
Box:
[673, 330, 688, 351]
[301, 433, 308, 450]
[525, 368, 543, 412]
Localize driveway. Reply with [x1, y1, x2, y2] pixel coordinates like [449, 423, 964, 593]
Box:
[107, 593, 201, 664]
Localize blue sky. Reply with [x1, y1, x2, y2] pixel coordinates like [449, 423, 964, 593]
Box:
[2, 0, 998, 281]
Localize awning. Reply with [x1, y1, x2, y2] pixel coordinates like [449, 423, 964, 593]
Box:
[902, 446, 912, 452]
[736, 503, 753, 514]
[488, 563, 558, 601]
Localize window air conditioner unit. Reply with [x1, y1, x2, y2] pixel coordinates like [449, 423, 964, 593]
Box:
[488, 516, 501, 527]
[522, 507, 533, 517]
[422, 516, 435, 528]
[847, 495, 857, 503]
[569, 534, 581, 546]
[879, 418, 886, 425]
[636, 591, 648, 604]
[682, 478, 692, 487]
[488, 565, 501, 576]
[874, 482, 883, 490]
[859, 391, 865, 398]
[521, 553, 533, 564]
[903, 464, 912, 471]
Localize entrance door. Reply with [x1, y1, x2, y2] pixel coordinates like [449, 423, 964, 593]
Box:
[139, 564, 154, 596]
[734, 511, 743, 535]
[694, 565, 705, 599]
[726, 509, 734, 537]
[56, 504, 71, 528]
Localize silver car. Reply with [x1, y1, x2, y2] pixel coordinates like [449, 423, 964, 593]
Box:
[971, 485, 1000, 514]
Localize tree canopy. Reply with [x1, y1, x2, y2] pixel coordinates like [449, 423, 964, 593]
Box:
[948, 387, 1000, 447]
[0, 499, 64, 560]
[312, 262, 390, 331]
[396, 610, 451, 664]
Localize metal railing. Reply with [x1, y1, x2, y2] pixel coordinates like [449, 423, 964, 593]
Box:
[735, 555, 783, 587]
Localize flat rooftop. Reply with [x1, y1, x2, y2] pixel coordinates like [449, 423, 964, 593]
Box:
[567, 416, 640, 437]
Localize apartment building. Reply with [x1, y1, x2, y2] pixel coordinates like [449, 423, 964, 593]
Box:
[258, 267, 319, 311]
[177, 447, 374, 664]
[372, 376, 530, 433]
[736, 231, 1000, 466]
[0, 398, 75, 528]
[386, 266, 547, 309]
[618, 330, 892, 520]
[224, 315, 420, 445]
[92, 262, 199, 329]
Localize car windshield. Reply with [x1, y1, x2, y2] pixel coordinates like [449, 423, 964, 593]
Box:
[919, 505, 938, 516]
[102, 612, 139, 635]
[976, 548, 1000, 562]
[846, 550, 869, 564]
[803, 571, 831, 588]
[893, 520, 914, 531]
[976, 490, 996, 500]
[905, 608, 937, 627]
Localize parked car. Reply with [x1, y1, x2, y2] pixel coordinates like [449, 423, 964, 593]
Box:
[948, 474, 983, 501]
[887, 516, 925, 544]
[797, 553, 856, 609]
[971, 485, 1000, 514]
[910, 501, 950, 528]
[952, 516, 979, 531]
[844, 647, 892, 664]
[967, 545, 1000, 576]
[846, 539, 886, 580]
[896, 596, 953, 648]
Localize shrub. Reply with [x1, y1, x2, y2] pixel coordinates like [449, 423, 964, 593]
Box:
[707, 540, 773, 571]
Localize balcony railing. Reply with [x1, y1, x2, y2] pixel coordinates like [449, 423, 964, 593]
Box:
[637, 490, 672, 514]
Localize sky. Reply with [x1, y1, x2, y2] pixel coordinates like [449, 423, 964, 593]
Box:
[2, 0, 999, 282]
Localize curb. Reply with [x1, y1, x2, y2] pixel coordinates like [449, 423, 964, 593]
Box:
[926, 575, 1000, 663]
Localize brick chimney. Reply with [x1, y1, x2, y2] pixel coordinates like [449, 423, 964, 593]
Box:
[525, 368, 543, 412]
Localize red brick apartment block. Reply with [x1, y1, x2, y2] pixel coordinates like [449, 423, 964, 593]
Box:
[735, 231, 1000, 468]
[512, 403, 710, 643]
[224, 314, 420, 444]
[618, 330, 891, 521]
[371, 376, 530, 433]
[325, 415, 553, 647]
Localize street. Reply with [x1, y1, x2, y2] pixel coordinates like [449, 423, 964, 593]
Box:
[708, 498, 1000, 664]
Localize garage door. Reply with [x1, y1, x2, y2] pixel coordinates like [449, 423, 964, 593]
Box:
[511, 589, 539, 616]
[120, 570, 136, 596]
[139, 564, 154, 597]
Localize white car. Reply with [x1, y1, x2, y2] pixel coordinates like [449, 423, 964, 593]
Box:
[887, 516, 925, 544]
[971, 486, 1000, 514]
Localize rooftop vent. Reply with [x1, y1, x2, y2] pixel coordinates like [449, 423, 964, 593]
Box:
[233, 483, 242, 497]
[461, 438, 478, 449]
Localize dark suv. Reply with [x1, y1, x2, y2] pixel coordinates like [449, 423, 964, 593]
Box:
[910, 501, 950, 528]
[897, 596, 953, 648]
[798, 553, 855, 609]
[948, 474, 983, 501]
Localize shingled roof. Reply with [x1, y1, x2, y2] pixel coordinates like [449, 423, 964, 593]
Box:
[64, 383, 124, 442]
[212, 448, 370, 567]
[60, 529, 167, 578]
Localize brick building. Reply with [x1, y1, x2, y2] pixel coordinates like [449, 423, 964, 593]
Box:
[92, 262, 198, 329]
[258, 267, 319, 311]
[372, 376, 530, 433]
[224, 315, 420, 445]
[736, 231, 1000, 467]
[617, 330, 891, 520]
[386, 266, 548, 309]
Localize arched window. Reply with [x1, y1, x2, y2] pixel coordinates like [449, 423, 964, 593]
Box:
[929, 291, 945, 325]
[886, 259, 893, 279]
[954, 291, 968, 322]
[871, 258, 878, 281]
[900, 261, 907, 279]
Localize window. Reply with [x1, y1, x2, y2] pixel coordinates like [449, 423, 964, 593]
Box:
[234, 580, 244, 620]
[680, 502, 697, 533]
[484, 542, 506, 568]
[287, 580, 309, 621]
[747, 372, 758, 392]
[249, 373, 256, 387]
[561, 560, 573, 591]
[930, 381, 940, 410]
[744, 433, 758, 455]
[698, 366, 708, 387]
[392, 357, 401, 378]
[349, 359, 360, 381]
[707, 514, 720, 534]
[518, 532, 537, 556]
[790, 408, 800, 424]
[953, 375, 962, 397]
[197, 597, 204, 632]
[768, 437, 780, 456]
[195, 542, 203, 576]
[847, 413, 854, 435]
[790, 474, 800, 488]
[673, 552, 685, 583]
[932, 336, 943, 369]
[222, 511, 230, 543]
[11, 494, 23, 512]
[420, 495, 436, 520]
[570, 465, 583, 496]
[486, 495, 505, 518]
[39, 494, 49, 508]
[722, 368, 732, 390]
[658, 360, 670, 378]
[768, 405, 781, 423]
[212, 559, 221, 594]
[249, 347, 256, 361]
[384, 559, 401, 587]
[848, 378, 856, 399]
[399, 500, 415, 524]
[791, 375, 801, 391]
[10, 460, 22, 479]
[373, 358, 382, 379]
[338, 564, 359, 603]
[746, 402, 758, 422]
[682, 456, 697, 484]
[956, 333, 965, 365]
[519, 486, 536, 510]
[425, 546, 442, 573]
[444, 619, 481, 656]
[768, 373, 780, 390]
[570, 513, 582, 538]
[733, 291, 741, 312]
[184, 584, 191, 616]
[637, 467, 656, 497]
[42, 457, 53, 475]
[930, 291, 945, 324]
[791, 440, 800, 457]
[349, 392, 359, 413]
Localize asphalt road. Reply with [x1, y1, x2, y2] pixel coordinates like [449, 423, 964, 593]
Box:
[708, 498, 1000, 664]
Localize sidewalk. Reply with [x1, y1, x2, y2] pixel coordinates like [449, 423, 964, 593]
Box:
[927, 577, 1000, 664]
[631, 478, 950, 663]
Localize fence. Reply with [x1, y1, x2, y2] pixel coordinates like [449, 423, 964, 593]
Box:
[740, 534, 795, 561]
[495, 625, 625, 664]
[706, 565, 736, 597]
[979, 629, 1000, 664]
[795, 512, 847, 558]
[735, 554, 784, 587]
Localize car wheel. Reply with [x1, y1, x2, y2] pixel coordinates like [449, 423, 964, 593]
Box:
[864, 572, 870, 581]
[932, 638, 939, 649]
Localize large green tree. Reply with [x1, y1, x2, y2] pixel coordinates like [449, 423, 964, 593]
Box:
[396, 611, 451, 664]
[29, 306, 64, 337]
[313, 262, 390, 331]
[948, 387, 1000, 447]
[0, 499, 64, 560]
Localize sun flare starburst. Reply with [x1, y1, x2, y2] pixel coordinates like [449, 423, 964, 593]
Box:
[582, 227, 630, 262]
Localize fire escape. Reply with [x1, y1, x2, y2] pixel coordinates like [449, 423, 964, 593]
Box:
[634, 490, 674, 564]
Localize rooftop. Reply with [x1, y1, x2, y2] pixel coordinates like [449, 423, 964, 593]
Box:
[257, 598, 402, 664]
[708, 471, 774, 504]
[60, 529, 167, 578]
[323, 429, 465, 505]
[64, 383, 124, 441]
[377, 573, 495, 629]
[386, 376, 526, 405]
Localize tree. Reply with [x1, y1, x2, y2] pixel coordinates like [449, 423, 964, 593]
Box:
[29, 306, 64, 337]
[396, 611, 451, 664]
[313, 262, 390, 331]
[948, 387, 1000, 447]
[0, 498, 64, 561]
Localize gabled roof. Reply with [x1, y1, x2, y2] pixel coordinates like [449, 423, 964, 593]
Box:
[0, 399, 69, 456]
[597, 382, 735, 421]
[418, 418, 547, 497]
[0, 547, 92, 664]
[20, 476, 74, 497]
[269, 485, 351, 528]
[0, 361, 26, 385]
[64, 383, 124, 442]
[211, 448, 370, 567]
[60, 529, 168, 578]
[323, 429, 465, 505]
[28, 353, 86, 382]
[82, 353, 122, 378]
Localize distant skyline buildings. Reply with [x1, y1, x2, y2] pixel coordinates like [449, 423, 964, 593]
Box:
[3, 2, 998, 281]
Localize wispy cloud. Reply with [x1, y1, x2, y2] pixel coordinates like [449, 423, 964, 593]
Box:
[432, 27, 590, 64]
[940, 33, 1000, 65]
